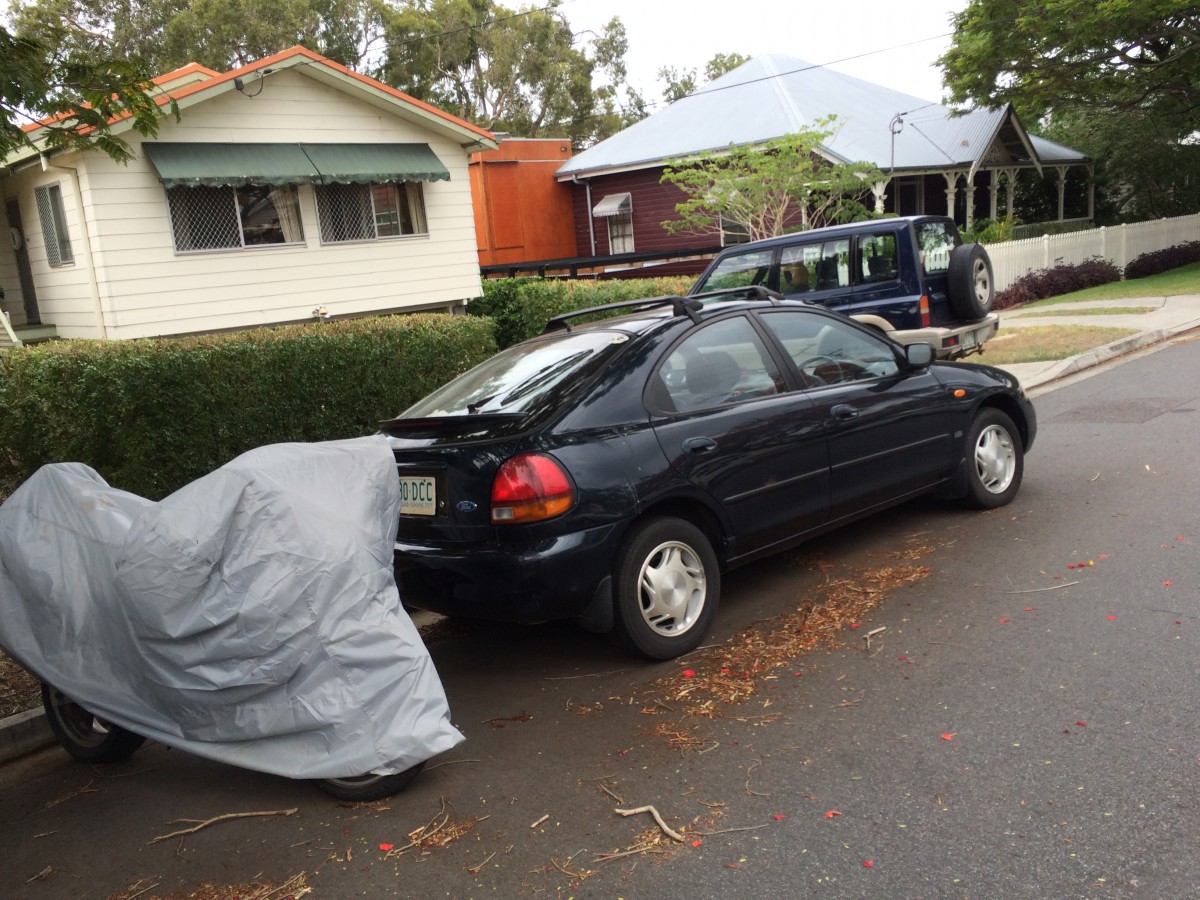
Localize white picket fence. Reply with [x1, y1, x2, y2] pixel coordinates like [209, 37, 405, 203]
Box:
[987, 212, 1200, 292]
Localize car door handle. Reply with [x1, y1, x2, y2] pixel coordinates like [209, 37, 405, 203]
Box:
[830, 404, 859, 420]
[682, 436, 718, 453]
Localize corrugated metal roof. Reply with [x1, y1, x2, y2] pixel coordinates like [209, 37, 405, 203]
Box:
[558, 55, 1086, 179]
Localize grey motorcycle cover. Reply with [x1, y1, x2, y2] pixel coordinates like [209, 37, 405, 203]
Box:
[0, 436, 463, 779]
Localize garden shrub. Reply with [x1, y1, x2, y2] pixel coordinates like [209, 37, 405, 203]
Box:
[1124, 241, 1200, 280]
[475, 276, 695, 347]
[994, 257, 1121, 309]
[0, 314, 496, 500]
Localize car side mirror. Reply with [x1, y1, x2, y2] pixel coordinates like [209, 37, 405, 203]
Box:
[905, 342, 934, 369]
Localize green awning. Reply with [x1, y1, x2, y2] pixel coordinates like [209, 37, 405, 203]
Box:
[301, 143, 451, 184]
[143, 143, 319, 188]
[143, 142, 451, 188]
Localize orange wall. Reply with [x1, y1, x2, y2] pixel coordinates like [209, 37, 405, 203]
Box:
[469, 138, 577, 266]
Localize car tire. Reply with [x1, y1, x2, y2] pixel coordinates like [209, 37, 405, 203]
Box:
[947, 243, 995, 319]
[612, 516, 720, 660]
[960, 408, 1023, 509]
[41, 682, 146, 763]
[315, 761, 426, 802]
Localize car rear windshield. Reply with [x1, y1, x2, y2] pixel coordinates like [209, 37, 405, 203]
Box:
[400, 331, 629, 419]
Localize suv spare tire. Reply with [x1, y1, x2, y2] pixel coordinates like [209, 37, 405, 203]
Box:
[947, 243, 995, 320]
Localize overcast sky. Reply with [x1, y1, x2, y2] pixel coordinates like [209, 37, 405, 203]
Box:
[560, 0, 968, 109]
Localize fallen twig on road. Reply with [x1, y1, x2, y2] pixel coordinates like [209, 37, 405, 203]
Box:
[148, 808, 297, 845]
[614, 805, 684, 841]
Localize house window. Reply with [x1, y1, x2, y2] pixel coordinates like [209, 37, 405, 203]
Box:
[719, 215, 750, 247]
[34, 184, 74, 267]
[608, 211, 635, 254]
[314, 181, 428, 243]
[165, 184, 304, 252]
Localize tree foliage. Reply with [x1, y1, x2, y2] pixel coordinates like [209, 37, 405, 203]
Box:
[659, 119, 884, 242]
[1, 23, 169, 162]
[940, 0, 1200, 221]
[377, 0, 643, 146]
[8, 0, 385, 73]
[658, 52, 749, 104]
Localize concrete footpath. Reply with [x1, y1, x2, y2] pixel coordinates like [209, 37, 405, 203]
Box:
[3, 294, 1200, 765]
[991, 293, 1200, 391]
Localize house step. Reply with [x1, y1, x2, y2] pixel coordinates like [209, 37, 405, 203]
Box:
[0, 317, 58, 349]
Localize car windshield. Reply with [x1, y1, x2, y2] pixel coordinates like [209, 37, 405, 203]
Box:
[400, 330, 629, 418]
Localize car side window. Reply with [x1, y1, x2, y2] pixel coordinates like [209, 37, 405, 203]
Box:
[757, 312, 900, 387]
[813, 239, 850, 291]
[859, 233, 899, 283]
[656, 316, 784, 413]
[779, 243, 817, 295]
[698, 249, 773, 291]
[915, 222, 956, 274]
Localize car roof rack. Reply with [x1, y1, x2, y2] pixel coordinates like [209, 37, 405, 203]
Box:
[690, 285, 785, 304]
[543, 295, 704, 333]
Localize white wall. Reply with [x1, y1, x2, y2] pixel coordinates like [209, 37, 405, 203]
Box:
[18, 68, 486, 340]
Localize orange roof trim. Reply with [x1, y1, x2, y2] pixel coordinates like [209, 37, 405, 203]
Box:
[21, 45, 495, 144]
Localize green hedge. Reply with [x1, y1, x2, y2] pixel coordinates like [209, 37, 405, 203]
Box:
[0, 314, 496, 500]
[471, 276, 695, 348]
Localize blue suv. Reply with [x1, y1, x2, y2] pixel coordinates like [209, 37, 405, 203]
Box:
[690, 216, 998, 360]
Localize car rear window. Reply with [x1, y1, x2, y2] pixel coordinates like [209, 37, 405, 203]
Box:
[915, 221, 958, 274]
[399, 331, 628, 418]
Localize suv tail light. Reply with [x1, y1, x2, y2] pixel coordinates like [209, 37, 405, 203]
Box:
[919, 294, 932, 328]
[491, 454, 573, 524]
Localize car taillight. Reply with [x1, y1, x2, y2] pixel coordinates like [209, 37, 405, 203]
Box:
[919, 294, 931, 328]
[491, 454, 573, 524]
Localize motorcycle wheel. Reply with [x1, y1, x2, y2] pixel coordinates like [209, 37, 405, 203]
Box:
[315, 761, 426, 802]
[41, 682, 146, 763]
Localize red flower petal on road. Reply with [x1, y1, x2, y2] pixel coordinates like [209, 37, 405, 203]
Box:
[773, 814, 788, 820]
[940, 733, 957, 741]
[379, 843, 394, 851]
[998, 618, 1008, 624]
[682, 669, 696, 678]
[1068, 564, 1076, 569]
[825, 810, 842, 818]
[1163, 581, 1173, 587]
[692, 839, 703, 847]
[1024, 607, 1035, 612]
[1076, 721, 1087, 727]
[849, 622, 860, 630]
[1107, 615, 1117, 621]
[863, 860, 874, 868]
[1177, 536, 1186, 541]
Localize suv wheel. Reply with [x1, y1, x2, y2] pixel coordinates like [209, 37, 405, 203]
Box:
[947, 243, 995, 319]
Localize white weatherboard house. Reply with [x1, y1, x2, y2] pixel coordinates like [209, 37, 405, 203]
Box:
[0, 46, 497, 345]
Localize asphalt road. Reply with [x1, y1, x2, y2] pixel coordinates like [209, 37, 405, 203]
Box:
[2, 337, 1198, 899]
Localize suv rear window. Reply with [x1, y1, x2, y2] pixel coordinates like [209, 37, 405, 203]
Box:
[697, 249, 772, 291]
[915, 220, 958, 274]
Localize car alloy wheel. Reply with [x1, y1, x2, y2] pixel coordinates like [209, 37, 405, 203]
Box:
[962, 408, 1022, 509]
[613, 516, 721, 660]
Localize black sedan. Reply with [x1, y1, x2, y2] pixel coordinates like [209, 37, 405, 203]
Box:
[382, 290, 1036, 660]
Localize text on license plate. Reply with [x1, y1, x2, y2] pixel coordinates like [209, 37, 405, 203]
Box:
[399, 476, 437, 516]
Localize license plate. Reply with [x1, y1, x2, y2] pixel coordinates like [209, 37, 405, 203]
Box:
[399, 476, 437, 516]
[961, 329, 977, 349]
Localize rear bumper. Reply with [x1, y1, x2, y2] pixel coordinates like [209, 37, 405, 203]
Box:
[394, 522, 623, 624]
[892, 313, 999, 360]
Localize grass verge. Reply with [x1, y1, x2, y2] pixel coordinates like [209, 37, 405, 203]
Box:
[978, 325, 1137, 364]
[1020, 261, 1200, 308]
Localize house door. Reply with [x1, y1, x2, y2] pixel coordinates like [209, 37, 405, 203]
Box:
[5, 200, 40, 325]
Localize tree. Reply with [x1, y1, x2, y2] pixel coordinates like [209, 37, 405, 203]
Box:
[940, 0, 1200, 221]
[1, 24, 169, 162]
[378, 0, 638, 146]
[659, 119, 883, 242]
[8, 0, 387, 74]
[658, 52, 749, 104]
